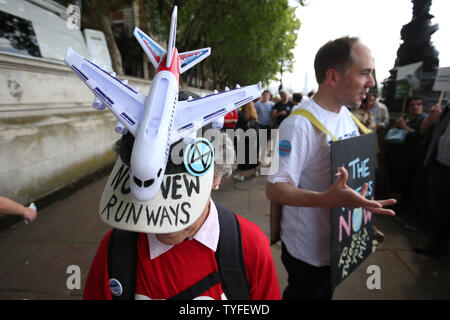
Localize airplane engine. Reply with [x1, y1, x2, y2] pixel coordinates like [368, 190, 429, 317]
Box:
[115, 121, 128, 134]
[183, 131, 197, 145]
[212, 116, 224, 129]
[92, 96, 106, 110]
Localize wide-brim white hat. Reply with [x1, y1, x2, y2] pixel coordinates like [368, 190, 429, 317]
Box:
[98, 157, 213, 233]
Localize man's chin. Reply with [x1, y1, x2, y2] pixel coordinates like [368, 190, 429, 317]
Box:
[346, 101, 361, 110]
[156, 233, 185, 245]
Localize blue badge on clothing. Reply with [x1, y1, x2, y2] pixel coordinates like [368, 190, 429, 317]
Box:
[278, 140, 292, 158]
[109, 278, 123, 296]
[352, 207, 363, 232]
[183, 138, 215, 176]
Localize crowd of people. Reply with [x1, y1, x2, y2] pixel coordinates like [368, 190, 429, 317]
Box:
[350, 92, 448, 258]
[224, 36, 448, 299]
[222, 88, 316, 181]
[223, 48, 448, 257]
[2, 35, 448, 301]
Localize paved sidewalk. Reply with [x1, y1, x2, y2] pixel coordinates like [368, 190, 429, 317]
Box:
[0, 169, 449, 299]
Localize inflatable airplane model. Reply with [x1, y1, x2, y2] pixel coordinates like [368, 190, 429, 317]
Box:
[64, 6, 261, 201]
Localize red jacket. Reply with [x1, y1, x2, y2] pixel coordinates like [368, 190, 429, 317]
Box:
[83, 214, 281, 300]
[223, 110, 239, 129]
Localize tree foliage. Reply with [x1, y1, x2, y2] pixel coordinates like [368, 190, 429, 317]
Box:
[54, 0, 133, 74]
[145, 0, 301, 89]
[82, 0, 134, 75]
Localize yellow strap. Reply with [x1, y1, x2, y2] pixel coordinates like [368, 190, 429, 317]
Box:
[290, 109, 338, 141]
[349, 112, 372, 134]
[290, 108, 373, 140]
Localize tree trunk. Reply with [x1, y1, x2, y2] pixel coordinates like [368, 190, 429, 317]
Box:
[200, 63, 206, 89]
[83, 0, 124, 75]
[98, 13, 124, 75]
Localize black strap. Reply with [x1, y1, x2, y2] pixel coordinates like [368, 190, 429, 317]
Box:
[168, 271, 221, 300]
[107, 229, 138, 300]
[214, 202, 250, 300]
[106, 202, 250, 300]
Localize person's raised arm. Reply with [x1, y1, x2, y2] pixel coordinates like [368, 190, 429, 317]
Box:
[266, 166, 396, 216]
[395, 117, 415, 133]
[266, 181, 325, 208]
[420, 104, 441, 135]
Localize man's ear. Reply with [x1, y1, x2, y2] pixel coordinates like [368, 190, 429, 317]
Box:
[325, 68, 340, 86]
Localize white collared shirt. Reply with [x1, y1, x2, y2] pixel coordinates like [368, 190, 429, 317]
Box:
[147, 199, 220, 260]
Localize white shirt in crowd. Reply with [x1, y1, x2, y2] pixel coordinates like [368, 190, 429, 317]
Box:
[267, 99, 359, 267]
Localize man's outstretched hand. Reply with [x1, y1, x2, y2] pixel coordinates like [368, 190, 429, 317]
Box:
[325, 166, 396, 216]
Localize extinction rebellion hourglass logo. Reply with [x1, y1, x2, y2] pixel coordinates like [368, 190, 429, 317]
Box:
[183, 138, 215, 177]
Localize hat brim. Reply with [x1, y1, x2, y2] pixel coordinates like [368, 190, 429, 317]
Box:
[98, 158, 213, 234]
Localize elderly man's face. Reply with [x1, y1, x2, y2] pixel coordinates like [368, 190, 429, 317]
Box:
[156, 199, 210, 245]
[336, 42, 376, 108]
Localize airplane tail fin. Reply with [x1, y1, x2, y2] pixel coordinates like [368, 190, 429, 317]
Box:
[134, 27, 166, 69]
[179, 48, 211, 74]
[166, 5, 178, 68]
[134, 5, 210, 73]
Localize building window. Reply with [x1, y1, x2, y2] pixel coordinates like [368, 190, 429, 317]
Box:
[0, 10, 41, 58]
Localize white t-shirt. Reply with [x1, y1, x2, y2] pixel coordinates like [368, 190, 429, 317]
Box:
[267, 99, 359, 267]
[292, 96, 310, 112]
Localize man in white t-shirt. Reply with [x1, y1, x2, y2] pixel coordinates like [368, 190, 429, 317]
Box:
[266, 37, 396, 300]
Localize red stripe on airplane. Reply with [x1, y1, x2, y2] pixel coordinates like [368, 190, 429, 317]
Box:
[157, 48, 180, 83]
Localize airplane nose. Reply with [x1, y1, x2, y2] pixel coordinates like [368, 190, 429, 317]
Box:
[144, 178, 155, 188]
[133, 176, 142, 187]
[133, 176, 155, 188]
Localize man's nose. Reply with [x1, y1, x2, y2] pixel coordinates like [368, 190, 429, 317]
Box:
[367, 73, 376, 88]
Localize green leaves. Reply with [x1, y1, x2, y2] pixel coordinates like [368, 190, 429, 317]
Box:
[145, 0, 301, 88]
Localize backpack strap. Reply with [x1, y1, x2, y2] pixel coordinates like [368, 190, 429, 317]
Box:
[349, 112, 372, 134]
[214, 202, 250, 300]
[290, 108, 372, 139]
[168, 271, 221, 300]
[290, 109, 338, 141]
[107, 229, 138, 300]
[106, 202, 250, 300]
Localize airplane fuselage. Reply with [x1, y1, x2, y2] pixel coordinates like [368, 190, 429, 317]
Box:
[65, 5, 260, 204]
[130, 49, 180, 201]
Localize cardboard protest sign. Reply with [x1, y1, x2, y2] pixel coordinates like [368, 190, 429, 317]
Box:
[433, 67, 450, 92]
[394, 62, 423, 104]
[394, 80, 411, 99]
[99, 158, 213, 234]
[330, 133, 376, 288]
[396, 61, 423, 81]
[432, 67, 450, 104]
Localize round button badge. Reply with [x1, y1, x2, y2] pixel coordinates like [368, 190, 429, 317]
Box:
[183, 138, 215, 176]
[109, 278, 123, 297]
[278, 140, 292, 158]
[352, 207, 363, 232]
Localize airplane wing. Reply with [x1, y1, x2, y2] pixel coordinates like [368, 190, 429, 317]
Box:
[179, 48, 211, 74]
[169, 82, 262, 144]
[134, 27, 166, 70]
[64, 47, 145, 136]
